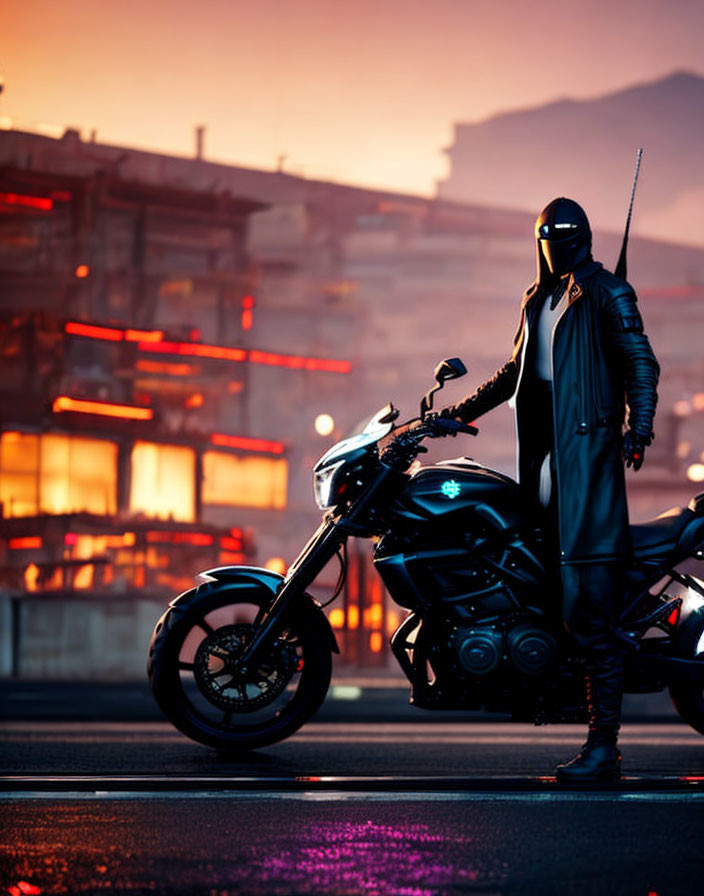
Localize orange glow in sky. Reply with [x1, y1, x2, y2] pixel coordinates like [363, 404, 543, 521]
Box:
[3, 0, 703, 196]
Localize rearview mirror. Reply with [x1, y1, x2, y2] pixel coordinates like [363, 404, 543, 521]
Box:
[376, 403, 400, 425]
[363, 402, 399, 433]
[421, 358, 467, 420]
[433, 358, 467, 384]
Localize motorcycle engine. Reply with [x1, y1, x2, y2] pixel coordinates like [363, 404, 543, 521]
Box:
[454, 621, 556, 677]
[455, 627, 503, 675]
[506, 623, 557, 675]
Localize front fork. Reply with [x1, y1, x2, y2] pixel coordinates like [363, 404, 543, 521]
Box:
[235, 464, 394, 674]
[234, 517, 344, 674]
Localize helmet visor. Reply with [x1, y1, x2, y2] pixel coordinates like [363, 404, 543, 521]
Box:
[538, 222, 580, 240]
[539, 238, 577, 276]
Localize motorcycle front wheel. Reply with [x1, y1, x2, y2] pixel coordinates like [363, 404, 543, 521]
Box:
[148, 584, 332, 751]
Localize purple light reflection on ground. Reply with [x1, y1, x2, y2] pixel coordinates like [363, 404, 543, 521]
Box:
[2, 796, 699, 894]
[255, 818, 479, 896]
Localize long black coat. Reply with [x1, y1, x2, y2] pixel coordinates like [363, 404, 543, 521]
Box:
[448, 261, 660, 564]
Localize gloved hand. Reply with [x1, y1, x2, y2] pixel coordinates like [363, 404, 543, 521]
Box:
[436, 405, 462, 421]
[623, 430, 652, 471]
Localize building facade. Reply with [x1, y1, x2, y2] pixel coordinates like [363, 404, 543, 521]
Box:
[2, 126, 704, 678]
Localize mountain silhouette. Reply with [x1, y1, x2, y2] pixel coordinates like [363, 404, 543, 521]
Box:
[437, 71, 704, 247]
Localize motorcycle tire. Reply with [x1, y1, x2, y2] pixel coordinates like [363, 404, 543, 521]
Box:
[148, 583, 332, 751]
[668, 614, 704, 736]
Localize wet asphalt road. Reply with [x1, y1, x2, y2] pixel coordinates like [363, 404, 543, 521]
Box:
[1, 720, 703, 895]
[0, 720, 702, 779]
[2, 791, 703, 896]
[1, 682, 701, 895]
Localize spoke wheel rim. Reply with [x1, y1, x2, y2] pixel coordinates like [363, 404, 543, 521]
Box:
[192, 622, 297, 713]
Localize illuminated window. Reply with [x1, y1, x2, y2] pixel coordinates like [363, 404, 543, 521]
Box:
[40, 435, 117, 515]
[73, 564, 95, 589]
[202, 452, 287, 510]
[130, 442, 195, 522]
[0, 433, 39, 516]
[0, 432, 117, 517]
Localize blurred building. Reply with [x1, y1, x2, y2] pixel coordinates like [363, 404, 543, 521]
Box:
[0, 130, 362, 676]
[2, 126, 704, 677]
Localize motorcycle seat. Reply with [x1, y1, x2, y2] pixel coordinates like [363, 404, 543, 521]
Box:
[630, 506, 695, 557]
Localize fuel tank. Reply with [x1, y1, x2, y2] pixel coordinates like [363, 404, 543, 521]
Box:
[396, 457, 524, 526]
[377, 458, 545, 613]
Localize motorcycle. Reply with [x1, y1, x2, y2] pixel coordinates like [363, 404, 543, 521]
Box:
[148, 358, 704, 751]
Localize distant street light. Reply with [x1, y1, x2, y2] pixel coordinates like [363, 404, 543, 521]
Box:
[314, 413, 335, 437]
[265, 557, 286, 575]
[686, 463, 704, 483]
[674, 400, 692, 417]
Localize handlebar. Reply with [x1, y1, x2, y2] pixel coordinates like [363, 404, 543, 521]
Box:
[378, 415, 478, 469]
[428, 417, 479, 437]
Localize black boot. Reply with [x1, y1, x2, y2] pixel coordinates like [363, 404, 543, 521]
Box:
[555, 731, 621, 783]
[556, 657, 624, 784]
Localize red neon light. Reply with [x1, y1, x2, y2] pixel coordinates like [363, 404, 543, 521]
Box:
[65, 321, 123, 341]
[230, 527, 243, 539]
[146, 531, 213, 546]
[136, 360, 198, 376]
[52, 396, 153, 421]
[667, 605, 680, 626]
[176, 532, 213, 546]
[306, 357, 352, 374]
[249, 350, 304, 369]
[64, 533, 79, 546]
[220, 536, 243, 551]
[241, 296, 255, 331]
[248, 349, 351, 373]
[220, 550, 245, 563]
[65, 321, 350, 373]
[9, 537, 42, 550]
[210, 433, 284, 455]
[138, 340, 247, 362]
[0, 192, 53, 211]
[125, 328, 163, 342]
[65, 321, 164, 343]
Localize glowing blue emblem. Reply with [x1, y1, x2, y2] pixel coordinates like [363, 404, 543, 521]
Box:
[441, 479, 461, 499]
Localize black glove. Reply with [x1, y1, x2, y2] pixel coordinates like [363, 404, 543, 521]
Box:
[436, 405, 463, 422]
[623, 430, 652, 471]
[423, 412, 454, 436]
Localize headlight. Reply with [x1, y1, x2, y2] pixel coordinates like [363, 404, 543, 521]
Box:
[314, 460, 346, 509]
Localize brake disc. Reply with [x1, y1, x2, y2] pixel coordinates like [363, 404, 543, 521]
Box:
[193, 623, 298, 712]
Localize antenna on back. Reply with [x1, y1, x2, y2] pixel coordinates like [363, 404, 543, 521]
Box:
[614, 148, 643, 281]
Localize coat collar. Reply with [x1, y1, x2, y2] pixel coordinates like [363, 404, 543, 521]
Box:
[520, 261, 603, 310]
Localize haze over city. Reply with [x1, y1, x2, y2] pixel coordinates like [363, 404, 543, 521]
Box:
[4, 0, 703, 200]
[3, 6, 704, 893]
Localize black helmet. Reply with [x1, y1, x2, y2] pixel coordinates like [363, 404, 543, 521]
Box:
[535, 198, 592, 279]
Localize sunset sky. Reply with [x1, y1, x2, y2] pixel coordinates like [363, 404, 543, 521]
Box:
[3, 0, 703, 196]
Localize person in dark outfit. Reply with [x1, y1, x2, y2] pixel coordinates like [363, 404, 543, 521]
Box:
[438, 197, 660, 782]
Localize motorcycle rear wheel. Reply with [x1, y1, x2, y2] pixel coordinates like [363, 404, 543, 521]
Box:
[668, 615, 704, 736]
[148, 584, 332, 751]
